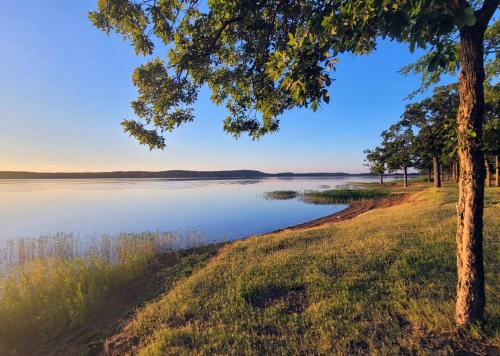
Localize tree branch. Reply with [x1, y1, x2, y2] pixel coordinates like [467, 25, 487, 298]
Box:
[476, 0, 499, 29]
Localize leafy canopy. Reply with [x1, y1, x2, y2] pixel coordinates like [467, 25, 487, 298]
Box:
[89, 0, 498, 149]
[401, 84, 459, 164]
[364, 146, 387, 175]
[380, 124, 415, 172]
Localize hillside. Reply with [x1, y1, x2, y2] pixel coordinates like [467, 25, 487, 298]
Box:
[44, 183, 499, 354]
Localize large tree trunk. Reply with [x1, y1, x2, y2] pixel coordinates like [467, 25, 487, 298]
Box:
[379, 172, 384, 185]
[485, 157, 491, 187]
[433, 154, 441, 188]
[496, 154, 499, 187]
[403, 166, 408, 188]
[455, 25, 487, 326]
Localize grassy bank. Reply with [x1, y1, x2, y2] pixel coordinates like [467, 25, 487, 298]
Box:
[0, 232, 204, 354]
[105, 184, 499, 354]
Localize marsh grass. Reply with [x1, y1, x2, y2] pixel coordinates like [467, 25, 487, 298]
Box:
[110, 185, 499, 354]
[0, 231, 204, 353]
[263, 190, 298, 200]
[264, 188, 389, 205]
[302, 188, 389, 204]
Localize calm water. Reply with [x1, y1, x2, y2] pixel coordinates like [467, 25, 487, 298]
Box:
[0, 176, 386, 243]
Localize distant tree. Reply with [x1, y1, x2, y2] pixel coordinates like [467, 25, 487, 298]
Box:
[484, 82, 500, 187]
[483, 20, 500, 187]
[381, 125, 414, 188]
[364, 147, 386, 185]
[412, 149, 434, 183]
[400, 84, 459, 189]
[90, 0, 499, 325]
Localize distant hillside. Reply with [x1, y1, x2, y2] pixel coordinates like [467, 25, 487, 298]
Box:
[0, 170, 383, 179]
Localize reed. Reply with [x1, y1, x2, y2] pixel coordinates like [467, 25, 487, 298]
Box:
[263, 190, 299, 200]
[0, 231, 204, 353]
[302, 188, 389, 204]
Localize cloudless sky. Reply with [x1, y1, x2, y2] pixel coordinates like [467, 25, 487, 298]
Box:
[0, 1, 455, 173]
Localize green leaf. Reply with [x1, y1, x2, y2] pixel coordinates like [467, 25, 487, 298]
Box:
[323, 91, 330, 104]
[427, 55, 440, 72]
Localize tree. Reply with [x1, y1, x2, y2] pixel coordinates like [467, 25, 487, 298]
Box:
[90, 0, 499, 325]
[364, 147, 387, 184]
[401, 84, 459, 189]
[381, 124, 414, 188]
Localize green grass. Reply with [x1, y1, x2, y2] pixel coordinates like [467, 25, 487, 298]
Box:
[108, 184, 499, 354]
[0, 232, 204, 354]
[302, 188, 389, 204]
[263, 190, 299, 200]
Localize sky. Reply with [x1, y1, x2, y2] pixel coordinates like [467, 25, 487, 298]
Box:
[0, 1, 455, 174]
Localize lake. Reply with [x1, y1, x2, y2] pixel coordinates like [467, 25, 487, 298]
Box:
[0, 176, 388, 243]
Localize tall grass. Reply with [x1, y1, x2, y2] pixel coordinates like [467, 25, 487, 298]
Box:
[263, 190, 298, 200]
[263, 188, 389, 205]
[0, 232, 203, 353]
[302, 188, 389, 204]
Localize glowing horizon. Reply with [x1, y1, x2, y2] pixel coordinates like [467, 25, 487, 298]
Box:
[0, 1, 454, 175]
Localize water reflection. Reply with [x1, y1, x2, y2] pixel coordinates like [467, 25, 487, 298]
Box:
[0, 177, 389, 242]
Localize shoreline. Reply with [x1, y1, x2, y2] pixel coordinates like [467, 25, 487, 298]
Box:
[267, 192, 410, 234]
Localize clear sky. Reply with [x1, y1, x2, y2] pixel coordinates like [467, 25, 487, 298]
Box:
[0, 1, 455, 174]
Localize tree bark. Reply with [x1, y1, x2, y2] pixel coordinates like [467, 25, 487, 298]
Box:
[379, 172, 384, 185]
[403, 166, 408, 188]
[456, 159, 460, 183]
[433, 154, 441, 188]
[485, 157, 491, 187]
[427, 168, 432, 183]
[496, 154, 499, 187]
[440, 163, 445, 183]
[455, 25, 487, 326]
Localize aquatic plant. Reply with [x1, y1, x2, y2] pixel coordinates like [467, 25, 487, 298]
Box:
[263, 190, 298, 200]
[302, 188, 389, 205]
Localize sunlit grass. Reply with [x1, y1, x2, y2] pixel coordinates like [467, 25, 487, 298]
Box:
[0, 232, 204, 353]
[112, 185, 499, 354]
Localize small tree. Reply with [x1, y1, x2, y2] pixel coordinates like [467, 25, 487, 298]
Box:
[364, 147, 387, 185]
[381, 124, 414, 188]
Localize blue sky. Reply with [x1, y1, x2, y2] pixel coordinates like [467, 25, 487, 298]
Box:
[0, 1, 454, 173]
